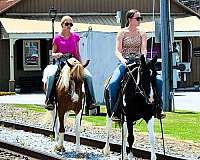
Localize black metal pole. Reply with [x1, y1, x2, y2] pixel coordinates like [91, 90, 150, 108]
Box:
[52, 18, 55, 64]
[52, 18, 55, 39]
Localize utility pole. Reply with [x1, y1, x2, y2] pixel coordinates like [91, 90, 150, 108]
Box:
[160, 0, 172, 111]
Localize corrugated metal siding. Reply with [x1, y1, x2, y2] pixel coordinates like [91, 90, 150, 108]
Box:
[0, 39, 9, 91]
[79, 31, 117, 103]
[6, 0, 187, 14]
[187, 38, 200, 86]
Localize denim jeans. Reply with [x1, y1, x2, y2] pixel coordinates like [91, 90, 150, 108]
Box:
[156, 74, 163, 108]
[108, 62, 163, 112]
[45, 61, 96, 103]
[108, 63, 126, 113]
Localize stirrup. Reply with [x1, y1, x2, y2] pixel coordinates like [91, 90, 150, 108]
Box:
[45, 99, 55, 110]
[111, 116, 121, 122]
[155, 111, 166, 119]
[111, 113, 121, 122]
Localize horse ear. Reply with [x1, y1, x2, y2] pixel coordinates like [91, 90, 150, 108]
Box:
[83, 60, 90, 68]
[66, 60, 74, 68]
[140, 54, 146, 66]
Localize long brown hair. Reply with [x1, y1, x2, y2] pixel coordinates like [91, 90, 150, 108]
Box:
[125, 9, 139, 27]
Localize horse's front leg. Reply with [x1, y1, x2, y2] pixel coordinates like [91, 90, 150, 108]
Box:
[102, 114, 112, 155]
[50, 108, 59, 141]
[147, 117, 156, 160]
[75, 110, 82, 153]
[126, 117, 135, 159]
[122, 117, 128, 159]
[54, 112, 65, 152]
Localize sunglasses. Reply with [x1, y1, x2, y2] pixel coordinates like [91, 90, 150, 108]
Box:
[64, 22, 73, 27]
[131, 16, 143, 21]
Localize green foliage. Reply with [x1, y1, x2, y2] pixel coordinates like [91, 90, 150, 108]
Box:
[0, 92, 16, 96]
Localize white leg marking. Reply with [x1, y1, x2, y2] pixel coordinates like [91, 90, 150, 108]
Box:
[147, 117, 157, 160]
[75, 110, 82, 153]
[64, 112, 69, 132]
[122, 118, 128, 159]
[58, 132, 64, 147]
[50, 108, 59, 142]
[103, 114, 112, 155]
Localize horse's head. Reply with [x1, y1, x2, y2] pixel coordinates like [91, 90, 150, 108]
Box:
[124, 55, 157, 99]
[57, 58, 90, 92]
[139, 55, 158, 97]
[66, 58, 90, 82]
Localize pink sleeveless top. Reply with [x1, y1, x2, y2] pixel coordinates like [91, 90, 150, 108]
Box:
[53, 32, 80, 61]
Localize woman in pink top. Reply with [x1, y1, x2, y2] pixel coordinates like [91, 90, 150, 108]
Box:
[44, 16, 96, 110]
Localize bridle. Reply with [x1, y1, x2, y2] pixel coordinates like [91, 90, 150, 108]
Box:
[124, 63, 156, 105]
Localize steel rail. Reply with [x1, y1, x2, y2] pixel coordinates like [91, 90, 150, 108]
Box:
[0, 140, 63, 160]
[0, 120, 188, 160]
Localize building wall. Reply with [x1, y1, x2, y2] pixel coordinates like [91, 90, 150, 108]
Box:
[0, 39, 9, 91]
[5, 0, 186, 15]
[187, 37, 200, 86]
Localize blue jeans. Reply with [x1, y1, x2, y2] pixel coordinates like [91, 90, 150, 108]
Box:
[108, 63, 126, 113]
[156, 74, 163, 108]
[45, 62, 96, 103]
[108, 62, 163, 113]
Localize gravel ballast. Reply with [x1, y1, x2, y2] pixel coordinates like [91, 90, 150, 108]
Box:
[0, 104, 199, 160]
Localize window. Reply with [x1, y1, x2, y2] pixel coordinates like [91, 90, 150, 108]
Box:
[23, 40, 41, 71]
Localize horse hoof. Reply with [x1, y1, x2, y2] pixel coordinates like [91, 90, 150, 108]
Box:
[102, 146, 110, 156]
[151, 154, 157, 160]
[75, 146, 81, 153]
[128, 152, 134, 160]
[54, 145, 65, 152]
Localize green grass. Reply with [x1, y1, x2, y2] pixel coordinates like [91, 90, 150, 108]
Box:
[0, 92, 16, 96]
[13, 104, 46, 113]
[83, 107, 200, 143]
[12, 104, 200, 143]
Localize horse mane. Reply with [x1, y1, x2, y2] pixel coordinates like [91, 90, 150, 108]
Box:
[57, 58, 84, 91]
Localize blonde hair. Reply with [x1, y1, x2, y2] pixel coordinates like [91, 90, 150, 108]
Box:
[60, 16, 73, 25]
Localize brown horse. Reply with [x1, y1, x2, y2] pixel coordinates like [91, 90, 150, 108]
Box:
[45, 57, 89, 152]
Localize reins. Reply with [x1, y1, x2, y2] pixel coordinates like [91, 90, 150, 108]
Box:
[126, 65, 150, 104]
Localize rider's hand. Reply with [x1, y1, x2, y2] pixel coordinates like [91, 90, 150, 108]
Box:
[55, 53, 63, 59]
[120, 58, 128, 66]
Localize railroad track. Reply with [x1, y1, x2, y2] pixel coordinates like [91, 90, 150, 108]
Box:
[0, 140, 61, 160]
[0, 120, 187, 160]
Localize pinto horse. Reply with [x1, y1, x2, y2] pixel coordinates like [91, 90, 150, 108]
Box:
[103, 55, 158, 160]
[43, 57, 89, 152]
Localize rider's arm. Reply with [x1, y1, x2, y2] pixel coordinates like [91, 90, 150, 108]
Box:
[52, 43, 63, 59]
[75, 41, 81, 62]
[140, 30, 147, 59]
[115, 30, 128, 65]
